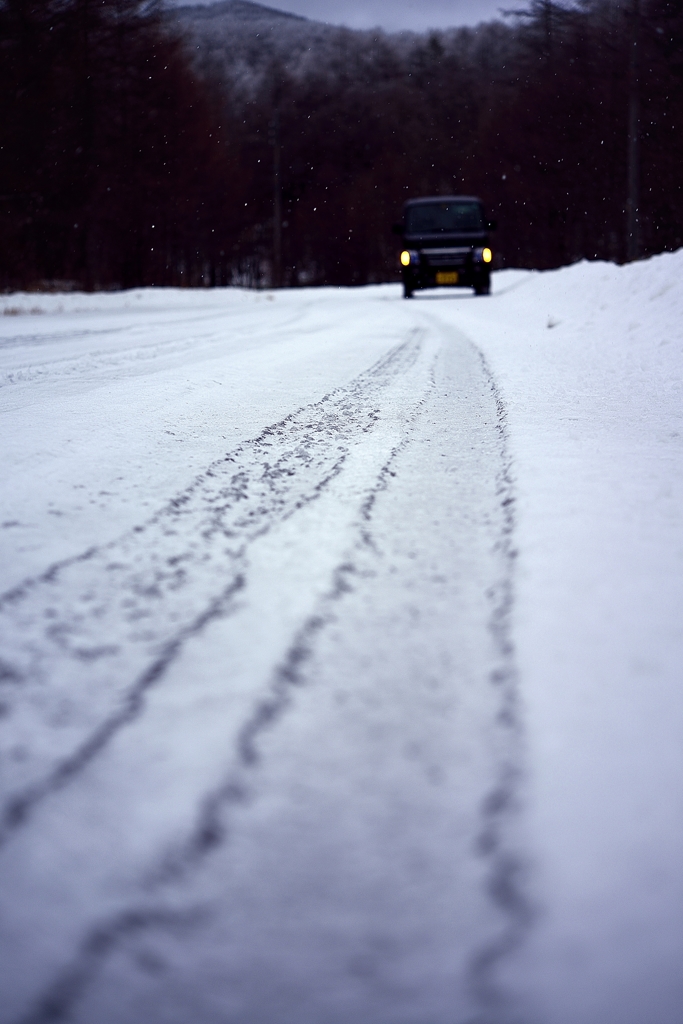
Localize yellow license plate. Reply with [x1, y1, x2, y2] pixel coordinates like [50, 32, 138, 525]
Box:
[436, 271, 459, 285]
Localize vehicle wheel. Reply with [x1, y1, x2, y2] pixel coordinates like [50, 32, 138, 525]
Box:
[403, 282, 414, 299]
[474, 281, 490, 296]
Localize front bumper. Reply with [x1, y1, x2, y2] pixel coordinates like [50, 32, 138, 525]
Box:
[401, 246, 490, 289]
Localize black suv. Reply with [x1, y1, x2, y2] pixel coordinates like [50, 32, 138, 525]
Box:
[393, 196, 495, 298]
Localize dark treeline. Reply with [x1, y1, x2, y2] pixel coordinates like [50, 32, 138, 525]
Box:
[2, 0, 682, 290]
[0, 0, 234, 289]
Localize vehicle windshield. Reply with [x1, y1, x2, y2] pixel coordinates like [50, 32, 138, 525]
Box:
[405, 201, 484, 234]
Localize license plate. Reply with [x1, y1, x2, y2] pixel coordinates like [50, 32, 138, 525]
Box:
[436, 271, 459, 285]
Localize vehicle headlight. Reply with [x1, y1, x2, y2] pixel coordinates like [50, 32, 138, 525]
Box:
[482, 247, 493, 264]
[400, 250, 412, 267]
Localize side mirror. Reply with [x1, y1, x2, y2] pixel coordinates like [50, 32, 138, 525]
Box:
[487, 219, 498, 231]
[392, 222, 404, 236]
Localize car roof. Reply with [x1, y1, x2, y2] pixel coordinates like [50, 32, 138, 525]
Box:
[403, 195, 483, 207]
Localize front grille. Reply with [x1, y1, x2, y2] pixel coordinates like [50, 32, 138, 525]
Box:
[422, 247, 471, 268]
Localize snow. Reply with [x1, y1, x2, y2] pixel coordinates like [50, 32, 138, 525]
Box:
[0, 252, 682, 1023]
[424, 254, 683, 1023]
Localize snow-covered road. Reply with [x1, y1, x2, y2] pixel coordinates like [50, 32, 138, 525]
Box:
[1, 258, 682, 1023]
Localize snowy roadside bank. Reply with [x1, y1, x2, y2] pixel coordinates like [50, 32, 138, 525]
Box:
[435, 252, 683, 1023]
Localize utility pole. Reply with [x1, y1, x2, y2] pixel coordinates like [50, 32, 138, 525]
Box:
[270, 108, 283, 288]
[542, 0, 553, 58]
[626, 0, 640, 261]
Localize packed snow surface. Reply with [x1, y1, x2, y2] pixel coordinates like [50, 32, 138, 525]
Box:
[0, 252, 682, 1024]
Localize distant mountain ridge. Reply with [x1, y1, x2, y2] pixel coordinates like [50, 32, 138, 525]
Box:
[170, 0, 309, 25]
[163, 0, 383, 100]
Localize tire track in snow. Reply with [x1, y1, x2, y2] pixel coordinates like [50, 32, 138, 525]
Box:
[465, 344, 534, 1024]
[149, 445, 413, 888]
[14, 330, 533, 1024]
[17, 907, 207, 1024]
[0, 335, 424, 848]
[0, 301, 308, 388]
[14, 440, 418, 1024]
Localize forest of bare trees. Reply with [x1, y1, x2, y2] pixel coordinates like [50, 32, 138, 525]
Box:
[1, 0, 682, 290]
